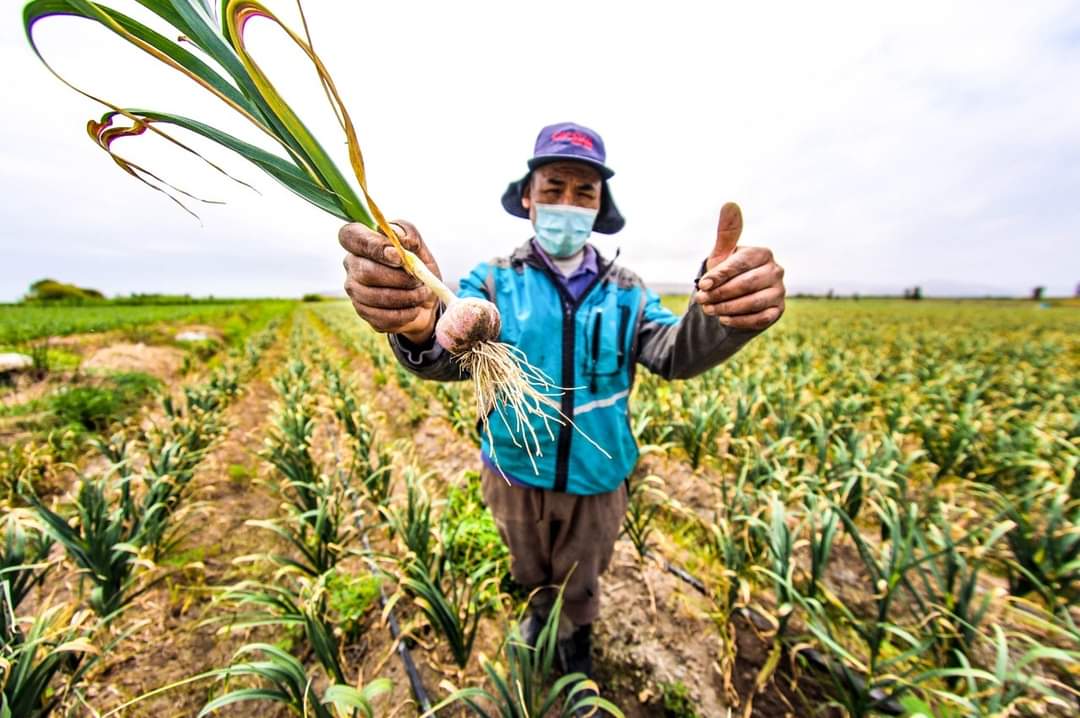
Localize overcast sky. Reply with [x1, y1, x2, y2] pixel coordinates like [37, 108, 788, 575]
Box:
[2, 0, 1078, 301]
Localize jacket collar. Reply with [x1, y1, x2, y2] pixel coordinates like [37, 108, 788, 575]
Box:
[511, 237, 614, 273]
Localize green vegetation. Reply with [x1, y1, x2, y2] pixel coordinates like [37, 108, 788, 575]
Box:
[622, 475, 665, 561]
[0, 372, 161, 483]
[199, 642, 390, 718]
[0, 300, 293, 345]
[325, 569, 380, 642]
[659, 680, 701, 718]
[633, 298, 1080, 716]
[4, 298, 1078, 716]
[24, 278, 104, 303]
[0, 510, 54, 637]
[18, 278, 285, 307]
[30, 476, 148, 618]
[0, 602, 104, 717]
[431, 590, 624, 717]
[226, 462, 253, 485]
[0, 301, 293, 482]
[442, 469, 508, 574]
[0, 373, 160, 463]
[47, 372, 160, 432]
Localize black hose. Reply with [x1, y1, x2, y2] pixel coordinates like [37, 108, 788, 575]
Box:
[331, 418, 432, 714]
[662, 559, 707, 595]
[362, 534, 432, 714]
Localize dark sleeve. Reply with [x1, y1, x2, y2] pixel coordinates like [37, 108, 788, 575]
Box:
[386, 311, 467, 381]
[386, 261, 493, 382]
[634, 269, 763, 380]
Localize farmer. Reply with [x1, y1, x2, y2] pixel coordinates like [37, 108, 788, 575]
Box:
[339, 122, 785, 690]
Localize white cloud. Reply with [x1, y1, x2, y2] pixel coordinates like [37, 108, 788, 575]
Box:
[1, 0, 1077, 300]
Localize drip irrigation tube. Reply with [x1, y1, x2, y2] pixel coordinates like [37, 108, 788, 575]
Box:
[331, 417, 431, 713]
[662, 559, 707, 595]
[362, 534, 432, 714]
[659, 555, 904, 716]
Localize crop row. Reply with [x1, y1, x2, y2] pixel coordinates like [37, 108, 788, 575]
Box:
[0, 300, 295, 345]
[5, 298, 1077, 716]
[1, 318, 282, 714]
[311, 298, 1080, 714]
[628, 300, 1080, 715]
[182, 311, 612, 715]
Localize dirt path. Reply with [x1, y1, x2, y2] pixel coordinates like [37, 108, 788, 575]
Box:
[305, 311, 484, 712]
[82, 321, 293, 718]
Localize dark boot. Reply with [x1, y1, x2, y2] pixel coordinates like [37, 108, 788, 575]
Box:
[520, 607, 549, 650]
[557, 623, 593, 677]
[559, 624, 602, 716]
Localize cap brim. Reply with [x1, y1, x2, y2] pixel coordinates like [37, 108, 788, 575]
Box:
[501, 172, 625, 235]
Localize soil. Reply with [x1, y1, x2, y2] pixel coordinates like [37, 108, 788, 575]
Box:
[81, 342, 187, 380]
[1, 326, 205, 441]
[594, 527, 842, 717]
[595, 542, 728, 716]
[1, 372, 52, 411]
[637, 453, 722, 521]
[37, 331, 125, 351]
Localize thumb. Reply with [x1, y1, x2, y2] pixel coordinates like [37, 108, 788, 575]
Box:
[390, 218, 441, 279]
[710, 202, 743, 264]
[387, 220, 421, 253]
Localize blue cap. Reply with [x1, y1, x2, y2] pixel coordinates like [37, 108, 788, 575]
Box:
[501, 122, 625, 234]
[528, 122, 615, 178]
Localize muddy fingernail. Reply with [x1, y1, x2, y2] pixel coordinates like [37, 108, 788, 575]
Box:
[699, 277, 714, 291]
[383, 246, 400, 264]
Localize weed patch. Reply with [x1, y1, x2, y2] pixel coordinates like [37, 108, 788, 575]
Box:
[47, 371, 160, 432]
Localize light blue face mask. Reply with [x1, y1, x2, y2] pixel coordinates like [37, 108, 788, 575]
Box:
[533, 203, 598, 258]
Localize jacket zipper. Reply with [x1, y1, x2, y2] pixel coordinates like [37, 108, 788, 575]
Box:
[616, 305, 630, 369]
[590, 311, 602, 393]
[524, 243, 617, 492]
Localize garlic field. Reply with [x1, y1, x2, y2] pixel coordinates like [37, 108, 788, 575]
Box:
[2, 298, 1077, 717]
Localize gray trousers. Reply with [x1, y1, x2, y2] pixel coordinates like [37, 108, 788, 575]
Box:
[480, 465, 628, 626]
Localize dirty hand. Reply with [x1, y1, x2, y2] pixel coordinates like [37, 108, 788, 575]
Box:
[692, 202, 785, 331]
[339, 220, 442, 344]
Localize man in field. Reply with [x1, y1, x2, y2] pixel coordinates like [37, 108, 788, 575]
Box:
[339, 122, 785, 694]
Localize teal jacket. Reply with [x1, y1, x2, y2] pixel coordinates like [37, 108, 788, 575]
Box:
[390, 239, 761, 495]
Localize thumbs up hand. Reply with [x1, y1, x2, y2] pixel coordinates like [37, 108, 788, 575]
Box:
[692, 202, 786, 330]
